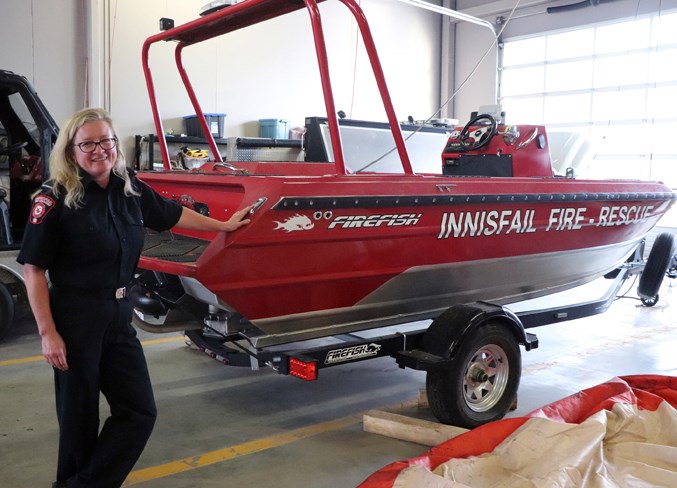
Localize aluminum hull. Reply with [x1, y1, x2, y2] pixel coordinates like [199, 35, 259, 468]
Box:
[138, 167, 675, 340]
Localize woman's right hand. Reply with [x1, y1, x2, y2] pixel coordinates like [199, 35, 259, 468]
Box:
[23, 264, 68, 371]
[41, 329, 68, 371]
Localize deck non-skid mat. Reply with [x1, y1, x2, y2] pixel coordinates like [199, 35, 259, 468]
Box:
[142, 232, 208, 262]
[358, 375, 677, 488]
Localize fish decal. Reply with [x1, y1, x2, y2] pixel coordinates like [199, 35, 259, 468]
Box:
[273, 213, 314, 232]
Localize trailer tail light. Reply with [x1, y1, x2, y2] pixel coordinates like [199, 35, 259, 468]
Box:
[289, 357, 317, 381]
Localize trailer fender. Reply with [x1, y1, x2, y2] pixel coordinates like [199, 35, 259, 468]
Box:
[421, 302, 535, 361]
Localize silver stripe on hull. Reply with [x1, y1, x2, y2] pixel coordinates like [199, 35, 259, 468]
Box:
[241, 237, 642, 346]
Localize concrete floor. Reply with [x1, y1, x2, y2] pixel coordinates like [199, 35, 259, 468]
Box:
[1, 278, 676, 488]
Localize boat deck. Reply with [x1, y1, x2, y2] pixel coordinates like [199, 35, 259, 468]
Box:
[142, 231, 208, 263]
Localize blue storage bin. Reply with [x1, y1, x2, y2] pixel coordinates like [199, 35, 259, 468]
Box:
[183, 113, 226, 138]
[259, 118, 289, 139]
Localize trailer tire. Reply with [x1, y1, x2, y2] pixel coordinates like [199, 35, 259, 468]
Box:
[638, 232, 676, 300]
[426, 321, 521, 428]
[0, 283, 15, 341]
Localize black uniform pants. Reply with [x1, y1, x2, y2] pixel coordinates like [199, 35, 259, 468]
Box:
[51, 291, 157, 488]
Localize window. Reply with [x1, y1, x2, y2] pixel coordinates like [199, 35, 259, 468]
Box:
[501, 11, 677, 227]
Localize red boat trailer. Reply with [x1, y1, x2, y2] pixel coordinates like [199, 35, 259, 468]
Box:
[133, 0, 677, 427]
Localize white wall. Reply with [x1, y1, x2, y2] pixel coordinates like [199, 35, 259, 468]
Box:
[449, 20, 498, 122]
[0, 0, 85, 126]
[1, 0, 441, 163]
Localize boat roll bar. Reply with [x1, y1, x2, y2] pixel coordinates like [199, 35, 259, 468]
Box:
[141, 0, 413, 174]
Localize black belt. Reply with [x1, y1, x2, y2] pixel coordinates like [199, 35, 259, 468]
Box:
[53, 286, 128, 300]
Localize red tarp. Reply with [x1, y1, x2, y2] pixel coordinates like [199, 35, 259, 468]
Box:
[358, 375, 677, 487]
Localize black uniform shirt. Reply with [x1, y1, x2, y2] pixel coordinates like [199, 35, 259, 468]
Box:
[17, 169, 182, 290]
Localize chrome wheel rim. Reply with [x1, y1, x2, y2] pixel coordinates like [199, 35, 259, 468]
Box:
[463, 344, 509, 412]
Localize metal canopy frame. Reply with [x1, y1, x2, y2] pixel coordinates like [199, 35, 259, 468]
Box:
[141, 0, 413, 175]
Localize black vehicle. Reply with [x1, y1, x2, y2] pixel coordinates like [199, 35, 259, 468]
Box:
[0, 70, 58, 339]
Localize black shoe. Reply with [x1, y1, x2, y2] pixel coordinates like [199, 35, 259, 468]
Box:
[52, 482, 67, 488]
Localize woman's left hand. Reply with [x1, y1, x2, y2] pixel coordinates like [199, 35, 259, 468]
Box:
[176, 204, 253, 233]
[221, 204, 253, 232]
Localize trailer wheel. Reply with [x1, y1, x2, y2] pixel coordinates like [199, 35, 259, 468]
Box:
[426, 321, 521, 428]
[0, 283, 15, 341]
[640, 295, 659, 307]
[638, 232, 676, 301]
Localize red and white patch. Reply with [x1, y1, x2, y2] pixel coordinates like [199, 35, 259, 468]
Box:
[29, 194, 56, 224]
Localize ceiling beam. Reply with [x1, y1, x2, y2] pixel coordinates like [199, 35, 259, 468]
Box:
[392, 0, 497, 34]
[459, 0, 563, 19]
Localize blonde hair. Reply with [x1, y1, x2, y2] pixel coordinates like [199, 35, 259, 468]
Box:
[48, 107, 139, 208]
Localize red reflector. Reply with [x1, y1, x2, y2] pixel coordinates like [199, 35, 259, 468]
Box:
[289, 357, 317, 381]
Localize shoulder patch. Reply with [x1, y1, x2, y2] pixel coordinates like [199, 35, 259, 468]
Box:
[29, 194, 57, 224]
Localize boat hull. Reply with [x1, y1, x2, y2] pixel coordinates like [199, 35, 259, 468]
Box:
[138, 168, 675, 340]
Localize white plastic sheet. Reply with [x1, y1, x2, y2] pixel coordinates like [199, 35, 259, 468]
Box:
[359, 376, 677, 488]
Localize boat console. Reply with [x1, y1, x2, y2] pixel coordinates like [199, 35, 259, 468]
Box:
[442, 113, 553, 178]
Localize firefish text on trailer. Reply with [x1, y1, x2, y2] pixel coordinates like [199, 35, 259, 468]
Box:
[325, 343, 382, 364]
[438, 204, 655, 239]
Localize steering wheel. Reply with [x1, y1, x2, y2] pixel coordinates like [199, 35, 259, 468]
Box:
[0, 141, 28, 156]
[459, 114, 497, 151]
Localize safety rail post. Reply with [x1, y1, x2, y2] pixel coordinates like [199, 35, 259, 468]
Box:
[338, 0, 413, 174]
[141, 38, 171, 169]
[302, 0, 347, 175]
[175, 44, 223, 163]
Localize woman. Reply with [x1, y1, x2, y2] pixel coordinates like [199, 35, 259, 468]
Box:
[17, 108, 252, 488]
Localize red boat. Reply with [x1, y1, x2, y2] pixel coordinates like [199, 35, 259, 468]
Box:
[132, 0, 676, 427]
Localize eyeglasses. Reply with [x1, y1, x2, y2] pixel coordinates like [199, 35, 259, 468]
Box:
[72, 137, 118, 153]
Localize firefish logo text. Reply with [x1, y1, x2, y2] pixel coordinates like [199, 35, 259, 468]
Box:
[325, 343, 382, 364]
[328, 213, 422, 229]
